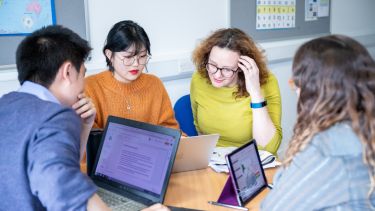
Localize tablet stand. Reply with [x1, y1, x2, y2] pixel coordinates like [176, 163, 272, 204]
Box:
[217, 175, 240, 206]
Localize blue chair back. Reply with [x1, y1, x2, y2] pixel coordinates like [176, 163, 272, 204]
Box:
[173, 94, 198, 136]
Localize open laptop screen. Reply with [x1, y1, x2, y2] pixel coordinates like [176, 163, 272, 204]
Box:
[94, 121, 175, 196]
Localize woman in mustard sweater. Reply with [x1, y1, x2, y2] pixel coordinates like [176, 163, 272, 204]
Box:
[191, 28, 282, 155]
[85, 20, 179, 130]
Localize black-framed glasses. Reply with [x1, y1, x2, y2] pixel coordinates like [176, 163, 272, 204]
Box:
[120, 54, 151, 66]
[206, 63, 238, 78]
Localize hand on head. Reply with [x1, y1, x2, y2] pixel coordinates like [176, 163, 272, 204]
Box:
[72, 93, 96, 127]
[238, 55, 262, 100]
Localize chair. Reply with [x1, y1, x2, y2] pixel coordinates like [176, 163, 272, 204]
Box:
[173, 94, 198, 136]
[86, 128, 103, 176]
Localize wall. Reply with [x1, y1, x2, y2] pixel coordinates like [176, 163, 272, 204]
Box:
[331, 0, 375, 36]
[0, 0, 375, 157]
[85, 0, 229, 77]
[0, 0, 229, 91]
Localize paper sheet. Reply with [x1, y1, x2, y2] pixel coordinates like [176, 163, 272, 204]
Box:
[209, 147, 280, 173]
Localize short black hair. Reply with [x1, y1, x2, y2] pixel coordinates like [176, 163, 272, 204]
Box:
[16, 25, 92, 87]
[103, 20, 151, 71]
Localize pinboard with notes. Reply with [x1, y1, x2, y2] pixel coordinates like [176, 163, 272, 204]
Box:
[230, 0, 331, 42]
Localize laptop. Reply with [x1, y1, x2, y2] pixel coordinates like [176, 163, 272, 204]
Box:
[90, 116, 181, 210]
[172, 134, 219, 173]
[86, 128, 103, 177]
[215, 140, 268, 208]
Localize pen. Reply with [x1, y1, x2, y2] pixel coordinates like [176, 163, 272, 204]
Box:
[267, 183, 274, 189]
[208, 201, 248, 211]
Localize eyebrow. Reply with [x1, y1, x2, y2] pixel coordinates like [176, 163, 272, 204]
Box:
[122, 49, 147, 55]
[208, 59, 237, 69]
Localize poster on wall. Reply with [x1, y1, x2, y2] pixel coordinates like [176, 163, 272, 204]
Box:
[305, 0, 330, 21]
[256, 0, 296, 30]
[0, 0, 56, 36]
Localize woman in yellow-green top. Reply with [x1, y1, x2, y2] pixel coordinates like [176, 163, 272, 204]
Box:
[190, 28, 282, 155]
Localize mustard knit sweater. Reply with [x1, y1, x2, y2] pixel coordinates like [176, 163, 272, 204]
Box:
[85, 71, 180, 130]
[190, 71, 282, 155]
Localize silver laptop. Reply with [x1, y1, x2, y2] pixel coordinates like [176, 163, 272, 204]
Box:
[90, 116, 181, 210]
[172, 134, 219, 173]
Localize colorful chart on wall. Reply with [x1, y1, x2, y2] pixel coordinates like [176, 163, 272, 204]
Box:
[230, 0, 330, 42]
[0, 0, 56, 36]
[0, 0, 87, 67]
[256, 0, 296, 30]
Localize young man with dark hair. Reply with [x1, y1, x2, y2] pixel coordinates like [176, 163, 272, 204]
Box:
[0, 25, 106, 210]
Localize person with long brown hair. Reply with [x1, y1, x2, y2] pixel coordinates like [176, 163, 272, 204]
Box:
[261, 35, 375, 210]
[191, 28, 282, 154]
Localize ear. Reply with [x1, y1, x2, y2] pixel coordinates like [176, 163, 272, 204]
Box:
[59, 61, 75, 84]
[105, 49, 113, 61]
[296, 87, 301, 97]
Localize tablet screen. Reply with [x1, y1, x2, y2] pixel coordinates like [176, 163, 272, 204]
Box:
[226, 140, 268, 205]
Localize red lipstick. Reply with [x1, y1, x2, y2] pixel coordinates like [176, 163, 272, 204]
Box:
[129, 70, 139, 75]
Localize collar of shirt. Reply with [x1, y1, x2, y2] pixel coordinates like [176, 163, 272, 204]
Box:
[18, 81, 60, 104]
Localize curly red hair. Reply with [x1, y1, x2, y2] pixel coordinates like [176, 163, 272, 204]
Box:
[192, 28, 269, 98]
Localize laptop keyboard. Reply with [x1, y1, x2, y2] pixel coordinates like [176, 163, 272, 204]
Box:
[97, 188, 148, 210]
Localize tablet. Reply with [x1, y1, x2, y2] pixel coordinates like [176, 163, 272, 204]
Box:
[225, 140, 268, 206]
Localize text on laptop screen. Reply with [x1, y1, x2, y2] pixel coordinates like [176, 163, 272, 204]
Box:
[230, 143, 266, 202]
[94, 122, 175, 195]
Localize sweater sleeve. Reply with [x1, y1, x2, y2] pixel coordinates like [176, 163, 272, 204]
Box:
[85, 78, 102, 129]
[258, 73, 282, 155]
[27, 108, 96, 211]
[157, 80, 181, 131]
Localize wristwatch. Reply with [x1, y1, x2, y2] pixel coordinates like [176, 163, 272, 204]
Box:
[250, 101, 267, 109]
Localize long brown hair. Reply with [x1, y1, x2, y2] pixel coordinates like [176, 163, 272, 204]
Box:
[284, 35, 375, 199]
[192, 28, 269, 98]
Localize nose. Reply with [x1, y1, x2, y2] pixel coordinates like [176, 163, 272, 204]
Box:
[213, 69, 223, 78]
[133, 57, 139, 66]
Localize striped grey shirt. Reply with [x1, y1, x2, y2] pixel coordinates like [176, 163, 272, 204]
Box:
[261, 123, 375, 210]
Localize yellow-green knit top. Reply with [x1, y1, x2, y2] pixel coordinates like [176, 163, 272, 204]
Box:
[190, 71, 282, 154]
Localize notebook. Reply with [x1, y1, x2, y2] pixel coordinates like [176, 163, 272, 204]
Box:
[172, 134, 219, 173]
[217, 140, 268, 207]
[90, 116, 181, 210]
